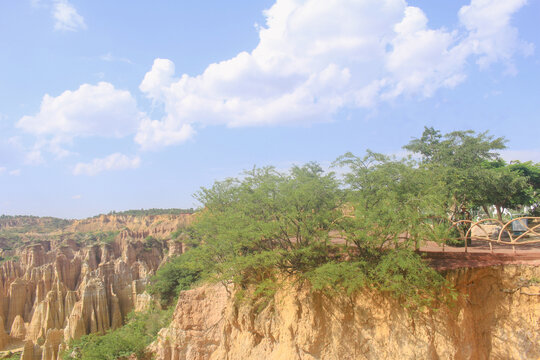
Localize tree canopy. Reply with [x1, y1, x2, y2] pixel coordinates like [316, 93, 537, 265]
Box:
[150, 127, 538, 310]
[404, 127, 537, 220]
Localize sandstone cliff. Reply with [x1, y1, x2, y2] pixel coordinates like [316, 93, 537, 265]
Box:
[0, 214, 192, 359]
[151, 265, 540, 360]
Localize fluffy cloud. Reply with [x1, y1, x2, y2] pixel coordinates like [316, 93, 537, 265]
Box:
[52, 0, 86, 32]
[17, 82, 144, 157]
[458, 0, 533, 71]
[0, 167, 5, 174]
[135, 0, 531, 149]
[73, 153, 141, 176]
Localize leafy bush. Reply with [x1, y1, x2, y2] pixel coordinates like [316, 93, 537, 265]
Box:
[62, 308, 172, 360]
[148, 248, 206, 306]
[173, 159, 455, 310]
[305, 261, 368, 296]
[150, 128, 538, 311]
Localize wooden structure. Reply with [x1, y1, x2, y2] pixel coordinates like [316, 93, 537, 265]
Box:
[448, 217, 540, 253]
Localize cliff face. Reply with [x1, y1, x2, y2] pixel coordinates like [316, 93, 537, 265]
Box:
[0, 214, 192, 359]
[152, 265, 540, 360]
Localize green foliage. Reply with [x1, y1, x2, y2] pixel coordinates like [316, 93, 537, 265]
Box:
[189, 163, 343, 290]
[0, 351, 22, 360]
[305, 261, 368, 295]
[166, 155, 457, 310]
[370, 249, 448, 309]
[148, 248, 206, 305]
[0, 215, 70, 251]
[471, 162, 534, 220]
[306, 250, 448, 309]
[0, 255, 20, 264]
[404, 127, 536, 221]
[508, 161, 540, 214]
[0, 215, 70, 233]
[403, 127, 506, 168]
[334, 151, 450, 252]
[143, 236, 159, 250]
[62, 308, 172, 360]
[69, 231, 119, 246]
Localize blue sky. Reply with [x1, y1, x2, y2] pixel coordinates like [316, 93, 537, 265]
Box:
[1, 0, 539, 218]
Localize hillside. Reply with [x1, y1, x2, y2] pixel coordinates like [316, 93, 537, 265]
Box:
[0, 212, 193, 359]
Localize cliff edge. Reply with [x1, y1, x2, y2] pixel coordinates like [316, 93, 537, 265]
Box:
[151, 265, 540, 360]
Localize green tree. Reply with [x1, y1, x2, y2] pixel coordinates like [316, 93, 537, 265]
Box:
[470, 161, 534, 220]
[333, 151, 449, 254]
[508, 161, 540, 215]
[191, 163, 343, 282]
[183, 157, 452, 309]
[404, 127, 507, 221]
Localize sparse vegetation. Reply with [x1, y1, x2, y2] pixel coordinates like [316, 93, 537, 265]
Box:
[102, 208, 195, 217]
[62, 308, 172, 360]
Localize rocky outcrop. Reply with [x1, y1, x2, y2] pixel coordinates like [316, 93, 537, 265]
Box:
[0, 214, 192, 359]
[21, 340, 40, 360]
[149, 284, 229, 360]
[0, 316, 10, 350]
[10, 315, 26, 340]
[152, 265, 540, 360]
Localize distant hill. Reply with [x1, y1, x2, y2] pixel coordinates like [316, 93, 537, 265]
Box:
[0, 215, 71, 232]
[101, 208, 195, 217]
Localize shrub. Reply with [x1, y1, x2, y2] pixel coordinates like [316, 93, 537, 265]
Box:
[148, 248, 206, 306]
[62, 308, 172, 360]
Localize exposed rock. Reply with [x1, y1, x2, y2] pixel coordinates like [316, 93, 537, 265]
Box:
[152, 265, 540, 360]
[150, 284, 228, 360]
[21, 339, 41, 360]
[10, 314, 26, 340]
[0, 316, 10, 350]
[41, 329, 64, 360]
[0, 214, 191, 355]
[7, 278, 30, 329]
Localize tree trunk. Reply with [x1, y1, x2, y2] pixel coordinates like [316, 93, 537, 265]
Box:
[482, 205, 492, 218]
[495, 205, 503, 222]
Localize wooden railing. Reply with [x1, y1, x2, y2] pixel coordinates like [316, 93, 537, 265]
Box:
[448, 217, 540, 253]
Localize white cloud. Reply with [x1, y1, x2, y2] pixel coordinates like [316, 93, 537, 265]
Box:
[0, 167, 5, 174]
[52, 0, 86, 32]
[72, 194, 82, 199]
[458, 0, 533, 71]
[135, 0, 531, 149]
[73, 153, 141, 176]
[99, 53, 133, 64]
[18, 82, 144, 158]
[18, 82, 141, 138]
[9, 169, 21, 176]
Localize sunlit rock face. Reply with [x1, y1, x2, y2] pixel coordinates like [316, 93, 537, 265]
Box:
[151, 265, 540, 360]
[0, 213, 192, 359]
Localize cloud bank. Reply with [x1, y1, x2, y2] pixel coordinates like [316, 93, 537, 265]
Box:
[17, 0, 533, 171]
[17, 82, 144, 159]
[73, 153, 141, 176]
[134, 0, 532, 149]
